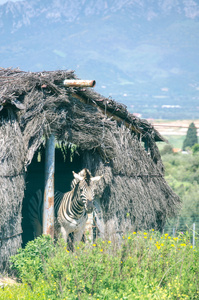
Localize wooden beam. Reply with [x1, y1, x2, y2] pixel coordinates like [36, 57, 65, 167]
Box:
[63, 79, 96, 88]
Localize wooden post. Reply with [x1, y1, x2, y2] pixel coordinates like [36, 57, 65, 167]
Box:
[63, 79, 96, 87]
[43, 135, 55, 238]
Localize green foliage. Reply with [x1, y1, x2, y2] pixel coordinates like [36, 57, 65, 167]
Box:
[1, 233, 198, 299]
[10, 235, 55, 283]
[160, 144, 173, 155]
[182, 122, 198, 151]
[161, 152, 199, 231]
[56, 142, 78, 162]
[192, 143, 199, 155]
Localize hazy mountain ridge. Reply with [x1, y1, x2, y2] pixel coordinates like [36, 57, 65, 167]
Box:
[1, 0, 199, 119]
[1, 0, 199, 32]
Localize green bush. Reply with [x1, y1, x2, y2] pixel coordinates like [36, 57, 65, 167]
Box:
[161, 152, 199, 231]
[10, 235, 55, 283]
[0, 233, 198, 299]
[160, 144, 173, 156]
[192, 143, 199, 155]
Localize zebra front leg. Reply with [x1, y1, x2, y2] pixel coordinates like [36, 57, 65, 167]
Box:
[60, 226, 68, 243]
[73, 228, 85, 243]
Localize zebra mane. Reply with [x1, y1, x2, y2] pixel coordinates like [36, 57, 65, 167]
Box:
[80, 168, 91, 184]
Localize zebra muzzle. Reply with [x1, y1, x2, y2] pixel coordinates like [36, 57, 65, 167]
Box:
[86, 202, 94, 213]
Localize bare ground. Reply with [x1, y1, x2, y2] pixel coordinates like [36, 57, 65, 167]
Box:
[150, 120, 199, 136]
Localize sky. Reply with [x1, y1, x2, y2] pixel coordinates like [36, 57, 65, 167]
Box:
[0, 0, 22, 4]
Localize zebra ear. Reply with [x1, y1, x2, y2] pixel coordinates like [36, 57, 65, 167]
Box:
[72, 171, 84, 181]
[91, 175, 103, 182]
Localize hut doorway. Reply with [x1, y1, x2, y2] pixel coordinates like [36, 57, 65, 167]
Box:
[22, 144, 83, 246]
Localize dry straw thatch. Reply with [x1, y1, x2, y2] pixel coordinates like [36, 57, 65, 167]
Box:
[0, 68, 181, 271]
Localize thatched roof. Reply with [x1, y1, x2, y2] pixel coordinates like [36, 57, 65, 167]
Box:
[0, 68, 181, 271]
[0, 68, 165, 165]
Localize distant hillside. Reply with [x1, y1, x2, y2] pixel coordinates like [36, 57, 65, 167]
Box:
[1, 0, 199, 119]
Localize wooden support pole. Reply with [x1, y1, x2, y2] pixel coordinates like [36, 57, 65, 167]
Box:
[43, 135, 55, 238]
[63, 79, 96, 87]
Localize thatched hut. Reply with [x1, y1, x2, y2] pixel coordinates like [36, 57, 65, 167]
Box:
[0, 68, 180, 271]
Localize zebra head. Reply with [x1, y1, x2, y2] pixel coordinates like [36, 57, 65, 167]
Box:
[72, 168, 102, 213]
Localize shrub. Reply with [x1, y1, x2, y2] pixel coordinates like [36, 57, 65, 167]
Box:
[10, 235, 55, 283]
[160, 144, 173, 155]
[192, 143, 199, 155]
[161, 152, 199, 232]
[0, 232, 198, 299]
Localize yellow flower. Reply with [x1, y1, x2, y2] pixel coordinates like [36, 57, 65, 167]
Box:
[171, 244, 175, 247]
[108, 241, 111, 244]
[144, 236, 147, 239]
[152, 229, 154, 231]
[144, 232, 147, 235]
[93, 244, 96, 247]
[100, 249, 103, 252]
[133, 232, 136, 234]
[155, 242, 161, 249]
[128, 236, 131, 239]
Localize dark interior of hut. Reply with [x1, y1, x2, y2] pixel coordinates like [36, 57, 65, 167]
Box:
[22, 144, 83, 247]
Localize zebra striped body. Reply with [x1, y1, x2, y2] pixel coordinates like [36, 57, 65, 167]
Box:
[29, 168, 102, 243]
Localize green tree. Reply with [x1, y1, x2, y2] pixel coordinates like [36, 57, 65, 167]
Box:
[182, 122, 198, 150]
[192, 143, 199, 155]
[160, 144, 173, 155]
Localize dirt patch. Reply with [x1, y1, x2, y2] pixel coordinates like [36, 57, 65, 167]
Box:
[0, 276, 19, 288]
[150, 120, 199, 136]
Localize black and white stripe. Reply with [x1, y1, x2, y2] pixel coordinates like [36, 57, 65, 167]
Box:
[28, 168, 102, 242]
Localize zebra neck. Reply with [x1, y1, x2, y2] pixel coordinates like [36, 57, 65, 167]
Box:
[68, 188, 85, 219]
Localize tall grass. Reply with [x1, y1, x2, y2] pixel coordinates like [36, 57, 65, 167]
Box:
[0, 232, 198, 299]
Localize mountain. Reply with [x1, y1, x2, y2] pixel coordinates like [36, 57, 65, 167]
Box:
[1, 0, 199, 119]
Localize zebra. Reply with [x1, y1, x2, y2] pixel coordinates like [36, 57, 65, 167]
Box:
[28, 168, 103, 243]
